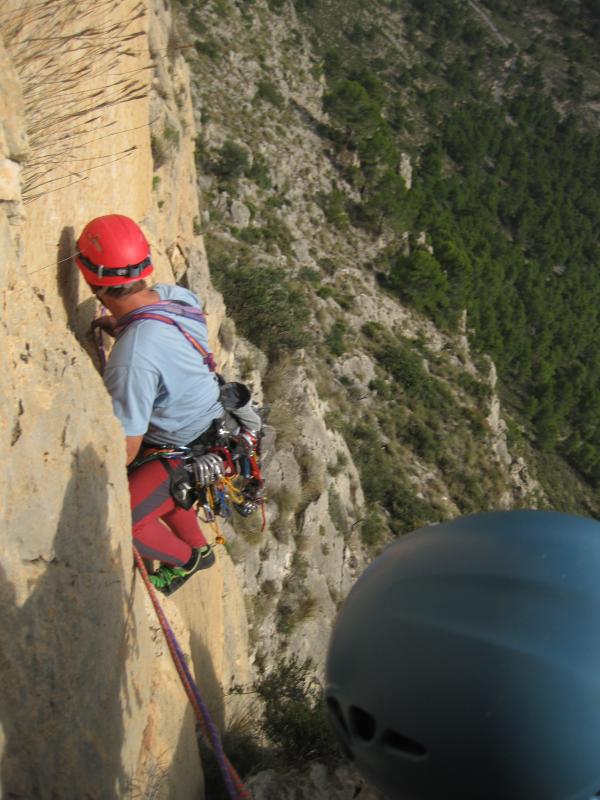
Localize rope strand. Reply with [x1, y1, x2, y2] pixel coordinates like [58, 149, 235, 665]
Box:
[133, 547, 252, 800]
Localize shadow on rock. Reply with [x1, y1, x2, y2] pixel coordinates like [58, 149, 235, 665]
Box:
[56, 225, 78, 334]
[0, 446, 130, 798]
[188, 630, 225, 730]
[163, 631, 228, 799]
[165, 705, 204, 800]
[57, 225, 102, 371]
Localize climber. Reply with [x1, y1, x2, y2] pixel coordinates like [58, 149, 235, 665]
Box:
[76, 213, 221, 593]
[325, 510, 600, 800]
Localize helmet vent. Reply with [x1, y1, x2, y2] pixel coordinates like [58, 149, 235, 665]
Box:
[382, 729, 428, 759]
[349, 705, 376, 742]
[326, 697, 350, 738]
[326, 697, 354, 760]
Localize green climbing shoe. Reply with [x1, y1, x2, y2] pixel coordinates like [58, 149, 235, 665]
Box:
[149, 565, 187, 590]
[155, 546, 216, 596]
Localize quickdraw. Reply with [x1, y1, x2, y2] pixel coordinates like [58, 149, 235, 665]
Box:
[130, 433, 267, 534]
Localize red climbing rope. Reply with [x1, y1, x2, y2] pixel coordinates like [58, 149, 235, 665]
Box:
[133, 547, 252, 800]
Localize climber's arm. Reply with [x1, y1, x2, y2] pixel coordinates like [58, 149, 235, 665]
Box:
[126, 434, 144, 465]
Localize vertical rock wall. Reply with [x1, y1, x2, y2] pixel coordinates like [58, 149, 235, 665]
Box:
[0, 2, 250, 797]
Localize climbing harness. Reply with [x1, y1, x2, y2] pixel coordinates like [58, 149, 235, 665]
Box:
[130, 423, 267, 534]
[94, 297, 267, 532]
[133, 547, 252, 800]
[117, 300, 267, 530]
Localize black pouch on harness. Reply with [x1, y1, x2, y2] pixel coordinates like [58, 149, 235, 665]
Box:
[168, 464, 195, 510]
[219, 381, 262, 434]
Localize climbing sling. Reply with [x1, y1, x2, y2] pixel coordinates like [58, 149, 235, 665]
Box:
[114, 300, 217, 371]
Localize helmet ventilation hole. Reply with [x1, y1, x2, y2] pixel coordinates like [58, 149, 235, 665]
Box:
[326, 697, 350, 738]
[382, 729, 428, 759]
[326, 697, 354, 760]
[349, 705, 376, 742]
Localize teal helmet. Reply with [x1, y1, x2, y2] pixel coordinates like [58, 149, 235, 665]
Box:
[325, 511, 600, 800]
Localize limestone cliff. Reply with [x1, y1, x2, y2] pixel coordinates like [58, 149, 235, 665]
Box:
[0, 1, 250, 797]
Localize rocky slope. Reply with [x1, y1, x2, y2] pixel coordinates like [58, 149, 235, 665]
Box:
[171, 2, 547, 690]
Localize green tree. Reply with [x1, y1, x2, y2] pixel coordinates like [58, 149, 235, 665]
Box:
[390, 249, 449, 324]
[323, 80, 382, 147]
[360, 170, 408, 234]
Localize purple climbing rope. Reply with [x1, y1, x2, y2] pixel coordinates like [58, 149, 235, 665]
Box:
[133, 547, 251, 800]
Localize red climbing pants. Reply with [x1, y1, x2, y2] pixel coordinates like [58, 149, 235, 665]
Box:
[129, 459, 207, 566]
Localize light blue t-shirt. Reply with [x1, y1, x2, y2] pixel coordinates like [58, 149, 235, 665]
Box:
[103, 284, 224, 446]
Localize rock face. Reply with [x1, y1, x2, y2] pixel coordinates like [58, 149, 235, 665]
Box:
[0, 2, 249, 797]
[223, 362, 368, 676]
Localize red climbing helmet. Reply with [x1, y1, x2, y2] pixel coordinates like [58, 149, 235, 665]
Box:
[76, 214, 153, 287]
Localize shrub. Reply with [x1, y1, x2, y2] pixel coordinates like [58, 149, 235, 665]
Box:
[328, 487, 349, 537]
[247, 154, 272, 188]
[316, 285, 334, 300]
[199, 705, 264, 799]
[361, 508, 387, 548]
[318, 257, 339, 275]
[163, 123, 180, 150]
[404, 416, 441, 461]
[297, 448, 325, 508]
[150, 134, 167, 169]
[214, 140, 250, 180]
[376, 342, 429, 398]
[188, 11, 207, 34]
[195, 38, 220, 59]
[277, 593, 317, 633]
[235, 217, 292, 255]
[325, 320, 347, 355]
[215, 264, 311, 356]
[457, 372, 492, 404]
[298, 266, 321, 284]
[318, 189, 349, 228]
[390, 249, 450, 325]
[255, 80, 285, 109]
[255, 656, 342, 766]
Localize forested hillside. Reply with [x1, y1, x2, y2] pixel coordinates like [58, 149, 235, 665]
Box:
[175, 0, 600, 534]
[302, 0, 600, 488]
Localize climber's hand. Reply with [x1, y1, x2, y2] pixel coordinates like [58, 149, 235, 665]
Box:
[91, 315, 118, 337]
